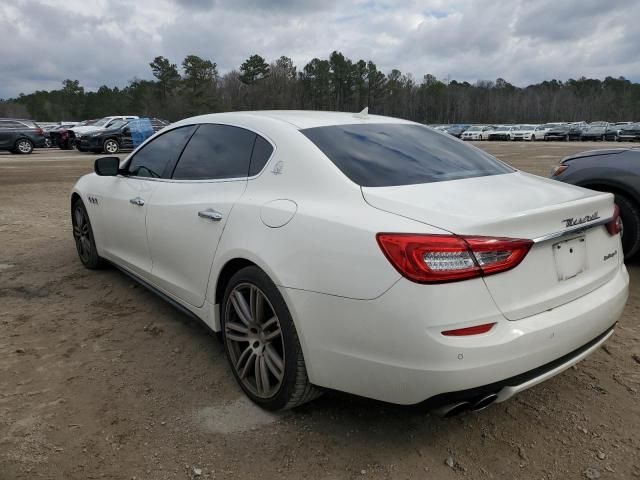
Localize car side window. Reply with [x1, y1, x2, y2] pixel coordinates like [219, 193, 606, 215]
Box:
[172, 124, 256, 180]
[126, 125, 196, 179]
[0, 121, 24, 129]
[249, 135, 274, 176]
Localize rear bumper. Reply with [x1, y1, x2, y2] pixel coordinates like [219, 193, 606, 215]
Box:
[33, 137, 47, 148]
[284, 264, 628, 405]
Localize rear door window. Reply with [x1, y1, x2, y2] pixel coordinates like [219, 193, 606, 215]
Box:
[172, 124, 256, 180]
[126, 125, 196, 178]
[249, 135, 274, 176]
[301, 123, 513, 187]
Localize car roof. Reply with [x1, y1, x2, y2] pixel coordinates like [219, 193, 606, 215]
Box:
[175, 110, 414, 130]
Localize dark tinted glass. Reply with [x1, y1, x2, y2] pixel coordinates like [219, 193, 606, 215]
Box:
[249, 135, 274, 176]
[0, 120, 26, 128]
[302, 123, 513, 187]
[172, 124, 256, 180]
[126, 125, 196, 178]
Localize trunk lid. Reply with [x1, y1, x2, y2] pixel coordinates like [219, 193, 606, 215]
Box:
[363, 172, 622, 320]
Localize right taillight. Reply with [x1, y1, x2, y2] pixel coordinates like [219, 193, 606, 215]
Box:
[606, 205, 623, 236]
[376, 233, 533, 284]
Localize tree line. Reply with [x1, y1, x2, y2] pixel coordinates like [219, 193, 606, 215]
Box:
[1, 51, 639, 124]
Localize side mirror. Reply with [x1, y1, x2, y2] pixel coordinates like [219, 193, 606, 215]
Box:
[94, 156, 120, 176]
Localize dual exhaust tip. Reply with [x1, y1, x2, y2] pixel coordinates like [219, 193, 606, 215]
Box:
[436, 393, 499, 418]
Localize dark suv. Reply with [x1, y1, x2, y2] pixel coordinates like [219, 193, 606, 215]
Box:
[75, 118, 169, 154]
[0, 119, 47, 154]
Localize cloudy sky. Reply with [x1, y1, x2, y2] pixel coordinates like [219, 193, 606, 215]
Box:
[1, 0, 639, 98]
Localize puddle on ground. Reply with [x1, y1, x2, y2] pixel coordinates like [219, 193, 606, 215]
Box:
[195, 397, 283, 434]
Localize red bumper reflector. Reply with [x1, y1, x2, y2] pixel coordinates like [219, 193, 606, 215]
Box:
[442, 323, 496, 336]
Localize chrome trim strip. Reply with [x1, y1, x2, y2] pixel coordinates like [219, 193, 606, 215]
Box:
[532, 216, 613, 244]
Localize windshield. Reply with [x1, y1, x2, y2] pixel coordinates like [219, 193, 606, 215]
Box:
[94, 117, 114, 127]
[301, 123, 513, 187]
[519, 125, 535, 130]
[467, 126, 482, 131]
[495, 127, 509, 131]
[106, 120, 127, 130]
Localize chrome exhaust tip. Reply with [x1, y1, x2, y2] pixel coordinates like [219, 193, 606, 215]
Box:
[435, 401, 472, 418]
[471, 393, 498, 412]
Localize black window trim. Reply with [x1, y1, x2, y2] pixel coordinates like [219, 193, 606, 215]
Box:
[121, 121, 277, 184]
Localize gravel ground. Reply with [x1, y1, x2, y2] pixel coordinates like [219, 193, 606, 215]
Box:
[1, 142, 639, 480]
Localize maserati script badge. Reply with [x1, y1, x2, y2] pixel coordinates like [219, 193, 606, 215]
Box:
[562, 211, 600, 228]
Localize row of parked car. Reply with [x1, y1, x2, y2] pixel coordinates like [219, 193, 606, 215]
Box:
[3, 116, 640, 155]
[433, 122, 640, 142]
[0, 116, 169, 154]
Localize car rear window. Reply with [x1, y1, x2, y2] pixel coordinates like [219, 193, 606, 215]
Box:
[301, 123, 513, 187]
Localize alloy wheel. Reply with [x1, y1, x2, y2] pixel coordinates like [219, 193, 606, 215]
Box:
[104, 140, 119, 154]
[224, 283, 285, 398]
[72, 205, 92, 263]
[17, 140, 32, 153]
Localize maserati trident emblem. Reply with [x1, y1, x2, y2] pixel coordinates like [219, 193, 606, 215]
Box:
[562, 211, 600, 228]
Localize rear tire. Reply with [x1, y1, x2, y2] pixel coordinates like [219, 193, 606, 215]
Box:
[615, 194, 640, 260]
[14, 138, 33, 154]
[221, 266, 322, 411]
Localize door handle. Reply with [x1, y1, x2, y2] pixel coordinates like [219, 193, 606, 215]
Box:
[198, 208, 223, 221]
[129, 197, 145, 206]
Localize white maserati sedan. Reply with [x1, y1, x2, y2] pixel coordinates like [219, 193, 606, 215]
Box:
[71, 111, 628, 415]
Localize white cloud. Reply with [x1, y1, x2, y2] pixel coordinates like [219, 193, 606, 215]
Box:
[1, 0, 639, 98]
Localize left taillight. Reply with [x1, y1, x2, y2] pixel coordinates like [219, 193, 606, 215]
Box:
[376, 233, 533, 284]
[551, 164, 568, 177]
[606, 204, 623, 236]
[35, 128, 44, 136]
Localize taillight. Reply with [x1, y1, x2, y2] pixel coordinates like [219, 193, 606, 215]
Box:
[376, 233, 533, 284]
[35, 128, 44, 136]
[551, 164, 568, 176]
[606, 205, 623, 236]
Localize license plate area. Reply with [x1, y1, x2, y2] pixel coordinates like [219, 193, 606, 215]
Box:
[553, 235, 587, 281]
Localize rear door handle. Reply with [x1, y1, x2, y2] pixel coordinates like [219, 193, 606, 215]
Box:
[198, 208, 223, 221]
[129, 197, 145, 206]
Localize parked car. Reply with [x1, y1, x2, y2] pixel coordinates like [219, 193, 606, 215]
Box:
[580, 122, 609, 141]
[75, 118, 169, 154]
[461, 125, 493, 141]
[552, 147, 640, 259]
[616, 123, 640, 142]
[70, 116, 139, 150]
[0, 118, 47, 154]
[46, 122, 78, 148]
[567, 125, 586, 141]
[70, 111, 627, 414]
[511, 125, 537, 141]
[445, 124, 470, 138]
[52, 120, 98, 150]
[488, 125, 516, 140]
[544, 125, 571, 141]
[480, 125, 499, 140]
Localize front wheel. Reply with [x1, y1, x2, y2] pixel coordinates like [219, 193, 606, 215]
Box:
[103, 138, 119, 154]
[221, 266, 321, 411]
[72, 200, 105, 269]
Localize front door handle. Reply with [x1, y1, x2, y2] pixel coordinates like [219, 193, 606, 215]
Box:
[129, 197, 145, 206]
[198, 208, 223, 221]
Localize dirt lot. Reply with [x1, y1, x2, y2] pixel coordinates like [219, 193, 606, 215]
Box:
[1, 142, 639, 480]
